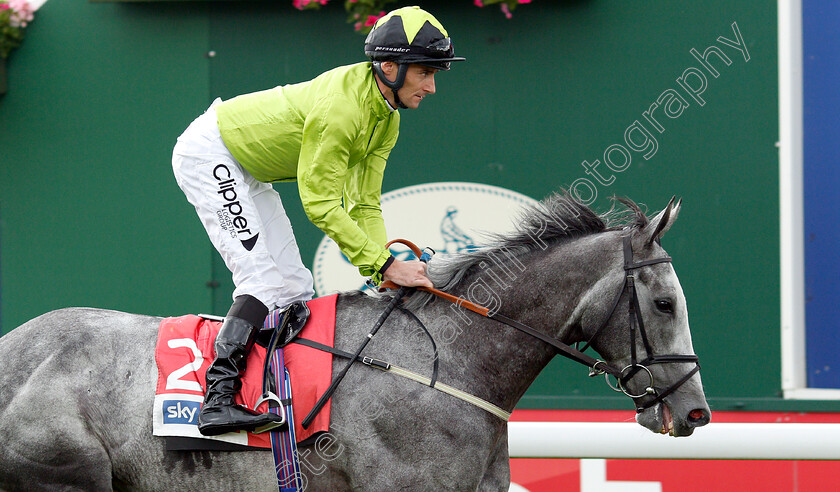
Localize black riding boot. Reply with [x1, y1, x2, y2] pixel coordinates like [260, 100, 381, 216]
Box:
[197, 295, 285, 436]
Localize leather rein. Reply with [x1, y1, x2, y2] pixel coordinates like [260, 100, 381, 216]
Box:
[383, 238, 701, 414]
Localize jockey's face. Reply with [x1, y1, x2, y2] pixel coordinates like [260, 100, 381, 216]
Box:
[378, 62, 438, 109]
[396, 64, 438, 109]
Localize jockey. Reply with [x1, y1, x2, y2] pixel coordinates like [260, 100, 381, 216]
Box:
[171, 6, 465, 436]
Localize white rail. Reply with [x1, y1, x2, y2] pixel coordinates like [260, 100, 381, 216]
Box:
[508, 422, 840, 460]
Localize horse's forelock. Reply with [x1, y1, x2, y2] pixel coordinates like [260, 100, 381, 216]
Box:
[612, 196, 650, 230]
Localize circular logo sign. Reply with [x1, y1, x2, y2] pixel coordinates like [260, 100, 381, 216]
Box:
[312, 182, 539, 296]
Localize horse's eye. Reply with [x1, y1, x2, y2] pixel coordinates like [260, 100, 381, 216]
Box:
[655, 299, 673, 314]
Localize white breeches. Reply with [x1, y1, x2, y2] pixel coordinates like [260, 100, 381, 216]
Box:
[172, 100, 315, 310]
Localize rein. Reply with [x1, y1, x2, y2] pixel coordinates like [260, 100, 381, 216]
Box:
[384, 238, 701, 414]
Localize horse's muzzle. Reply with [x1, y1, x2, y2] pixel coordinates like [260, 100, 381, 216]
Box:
[637, 401, 711, 437]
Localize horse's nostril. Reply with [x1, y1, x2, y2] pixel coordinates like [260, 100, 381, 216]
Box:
[687, 408, 710, 426]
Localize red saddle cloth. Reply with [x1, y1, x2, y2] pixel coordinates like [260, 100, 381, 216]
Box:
[153, 294, 337, 448]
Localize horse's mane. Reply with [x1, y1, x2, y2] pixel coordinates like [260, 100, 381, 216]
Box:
[402, 191, 649, 310]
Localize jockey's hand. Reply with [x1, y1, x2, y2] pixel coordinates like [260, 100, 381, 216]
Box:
[383, 259, 434, 289]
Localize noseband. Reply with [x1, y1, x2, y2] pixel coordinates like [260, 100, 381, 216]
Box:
[386, 236, 701, 414]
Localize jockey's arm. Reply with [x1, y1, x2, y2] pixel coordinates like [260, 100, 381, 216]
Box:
[297, 96, 392, 277]
[298, 95, 432, 289]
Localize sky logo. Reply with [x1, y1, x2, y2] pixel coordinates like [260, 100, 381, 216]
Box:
[163, 400, 201, 425]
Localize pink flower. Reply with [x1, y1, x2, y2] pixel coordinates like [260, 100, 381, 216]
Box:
[474, 0, 484, 6]
[293, 0, 328, 10]
[8, 0, 34, 27]
[501, 3, 512, 19]
[519, 0, 532, 3]
[364, 11, 386, 27]
[354, 21, 363, 31]
[0, 3, 10, 11]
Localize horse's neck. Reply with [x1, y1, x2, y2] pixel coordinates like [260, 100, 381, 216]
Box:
[428, 237, 616, 412]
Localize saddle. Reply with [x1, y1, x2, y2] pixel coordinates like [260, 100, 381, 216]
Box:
[153, 294, 338, 450]
[255, 300, 310, 350]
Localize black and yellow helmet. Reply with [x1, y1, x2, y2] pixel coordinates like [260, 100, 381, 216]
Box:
[364, 6, 465, 71]
[365, 6, 464, 108]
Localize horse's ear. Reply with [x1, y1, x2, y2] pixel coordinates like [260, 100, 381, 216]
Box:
[642, 196, 681, 245]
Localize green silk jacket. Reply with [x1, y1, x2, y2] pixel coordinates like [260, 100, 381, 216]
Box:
[216, 62, 399, 279]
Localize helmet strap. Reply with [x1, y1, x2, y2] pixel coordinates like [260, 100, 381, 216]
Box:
[373, 62, 409, 109]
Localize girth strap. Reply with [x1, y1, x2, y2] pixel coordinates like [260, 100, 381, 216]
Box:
[293, 337, 391, 370]
[292, 338, 511, 421]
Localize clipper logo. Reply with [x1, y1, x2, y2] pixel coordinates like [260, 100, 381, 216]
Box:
[162, 400, 201, 425]
[213, 164, 259, 251]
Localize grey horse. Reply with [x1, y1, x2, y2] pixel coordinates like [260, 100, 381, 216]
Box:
[0, 194, 710, 491]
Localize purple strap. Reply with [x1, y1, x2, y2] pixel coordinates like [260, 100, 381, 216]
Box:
[269, 347, 303, 491]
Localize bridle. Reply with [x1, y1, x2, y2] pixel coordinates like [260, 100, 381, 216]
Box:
[386, 237, 701, 414]
[578, 234, 701, 412]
